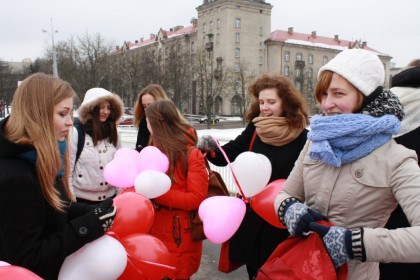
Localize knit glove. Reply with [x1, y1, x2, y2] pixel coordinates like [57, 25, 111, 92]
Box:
[70, 198, 117, 238]
[309, 222, 352, 268]
[278, 199, 324, 237]
[197, 135, 218, 153]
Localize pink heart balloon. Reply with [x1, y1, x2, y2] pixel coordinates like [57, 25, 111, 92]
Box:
[198, 196, 246, 244]
[137, 146, 169, 174]
[104, 156, 138, 188]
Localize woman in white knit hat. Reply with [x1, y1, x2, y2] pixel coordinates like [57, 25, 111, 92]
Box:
[273, 49, 420, 280]
[69, 88, 124, 204]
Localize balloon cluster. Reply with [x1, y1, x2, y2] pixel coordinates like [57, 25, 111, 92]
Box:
[59, 192, 176, 280]
[104, 147, 171, 199]
[198, 150, 287, 244]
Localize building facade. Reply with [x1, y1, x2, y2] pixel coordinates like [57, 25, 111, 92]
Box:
[116, 0, 392, 116]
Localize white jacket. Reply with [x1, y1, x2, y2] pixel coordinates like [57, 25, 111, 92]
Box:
[69, 127, 121, 202]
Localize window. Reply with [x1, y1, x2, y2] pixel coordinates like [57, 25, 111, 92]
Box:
[259, 27, 263, 35]
[235, 32, 240, 43]
[295, 81, 302, 91]
[203, 23, 206, 32]
[259, 42, 263, 50]
[209, 21, 213, 31]
[235, 48, 240, 58]
[259, 56, 263, 65]
[284, 66, 289, 76]
[234, 63, 240, 72]
[236, 18, 241, 28]
[308, 54, 313, 64]
[284, 51, 290, 62]
[190, 42, 195, 52]
[296, 69, 302, 77]
[216, 33, 220, 43]
[323, 56, 328, 65]
[308, 68, 313, 78]
[296, 53, 303, 61]
[217, 19, 220, 29]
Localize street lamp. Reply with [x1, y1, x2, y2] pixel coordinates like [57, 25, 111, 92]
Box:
[42, 18, 59, 78]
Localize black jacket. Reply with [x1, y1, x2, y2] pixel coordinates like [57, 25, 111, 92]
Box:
[0, 118, 103, 280]
[208, 123, 308, 277]
[135, 117, 150, 148]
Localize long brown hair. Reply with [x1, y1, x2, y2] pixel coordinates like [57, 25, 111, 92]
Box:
[83, 103, 120, 146]
[134, 84, 169, 127]
[4, 73, 75, 211]
[146, 100, 197, 181]
[246, 74, 309, 128]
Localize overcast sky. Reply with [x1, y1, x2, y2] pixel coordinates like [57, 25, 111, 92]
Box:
[1, 0, 418, 67]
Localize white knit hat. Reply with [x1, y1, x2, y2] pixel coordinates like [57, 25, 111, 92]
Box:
[78, 88, 124, 123]
[318, 49, 385, 96]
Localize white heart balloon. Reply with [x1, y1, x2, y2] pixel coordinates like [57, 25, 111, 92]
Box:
[232, 151, 271, 197]
[134, 170, 171, 199]
[58, 235, 127, 280]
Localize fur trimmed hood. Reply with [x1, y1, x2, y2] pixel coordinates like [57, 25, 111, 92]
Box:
[77, 88, 124, 124]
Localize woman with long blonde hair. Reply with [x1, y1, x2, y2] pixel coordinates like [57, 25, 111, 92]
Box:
[0, 73, 116, 279]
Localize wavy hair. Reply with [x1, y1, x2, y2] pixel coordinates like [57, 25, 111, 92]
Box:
[134, 84, 169, 127]
[4, 73, 75, 211]
[146, 100, 197, 181]
[246, 74, 309, 129]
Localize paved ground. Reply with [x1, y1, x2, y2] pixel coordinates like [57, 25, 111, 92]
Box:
[193, 240, 248, 280]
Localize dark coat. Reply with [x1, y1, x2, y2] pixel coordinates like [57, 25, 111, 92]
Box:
[0, 118, 103, 280]
[380, 126, 420, 279]
[135, 117, 150, 148]
[207, 123, 308, 277]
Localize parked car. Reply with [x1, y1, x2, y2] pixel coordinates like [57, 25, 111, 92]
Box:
[118, 115, 134, 125]
[183, 114, 203, 123]
[199, 115, 222, 124]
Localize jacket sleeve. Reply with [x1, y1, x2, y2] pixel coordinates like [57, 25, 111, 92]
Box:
[274, 140, 310, 211]
[207, 123, 255, 166]
[68, 126, 78, 196]
[154, 148, 209, 210]
[363, 150, 420, 262]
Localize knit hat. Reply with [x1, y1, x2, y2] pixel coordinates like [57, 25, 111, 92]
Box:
[319, 49, 385, 96]
[78, 88, 124, 123]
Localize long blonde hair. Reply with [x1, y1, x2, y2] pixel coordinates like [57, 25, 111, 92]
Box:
[5, 73, 76, 211]
[134, 84, 169, 127]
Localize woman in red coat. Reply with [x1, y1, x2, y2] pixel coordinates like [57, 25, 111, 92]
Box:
[145, 100, 208, 280]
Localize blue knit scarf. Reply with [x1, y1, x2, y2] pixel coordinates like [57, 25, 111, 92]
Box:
[308, 114, 400, 167]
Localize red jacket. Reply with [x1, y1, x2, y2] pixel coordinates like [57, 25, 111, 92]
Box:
[151, 147, 208, 279]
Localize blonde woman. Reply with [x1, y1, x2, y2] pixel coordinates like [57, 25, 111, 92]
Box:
[0, 73, 116, 279]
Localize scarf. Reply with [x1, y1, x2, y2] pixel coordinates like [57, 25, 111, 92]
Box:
[253, 116, 304, 146]
[18, 141, 67, 177]
[358, 87, 405, 121]
[391, 87, 420, 137]
[308, 114, 400, 167]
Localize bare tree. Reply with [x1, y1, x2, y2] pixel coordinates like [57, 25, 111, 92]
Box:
[193, 47, 229, 128]
[226, 61, 255, 126]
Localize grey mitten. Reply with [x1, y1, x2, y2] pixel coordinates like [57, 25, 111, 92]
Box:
[309, 222, 353, 268]
[279, 199, 324, 236]
[197, 135, 218, 153]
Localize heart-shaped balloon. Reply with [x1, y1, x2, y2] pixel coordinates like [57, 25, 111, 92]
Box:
[198, 196, 246, 244]
[137, 146, 169, 174]
[232, 152, 271, 197]
[134, 170, 171, 199]
[104, 155, 138, 188]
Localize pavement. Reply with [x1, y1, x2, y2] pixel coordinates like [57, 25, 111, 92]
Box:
[192, 240, 248, 280]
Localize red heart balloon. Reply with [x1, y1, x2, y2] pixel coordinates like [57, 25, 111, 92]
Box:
[108, 192, 154, 239]
[118, 234, 176, 280]
[250, 179, 286, 229]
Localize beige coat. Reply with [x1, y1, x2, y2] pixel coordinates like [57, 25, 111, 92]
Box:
[274, 140, 420, 280]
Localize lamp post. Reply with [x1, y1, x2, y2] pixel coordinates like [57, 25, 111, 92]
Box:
[42, 18, 59, 78]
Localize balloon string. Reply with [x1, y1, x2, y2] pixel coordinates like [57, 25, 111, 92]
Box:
[210, 136, 248, 203]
